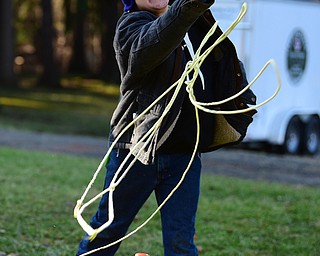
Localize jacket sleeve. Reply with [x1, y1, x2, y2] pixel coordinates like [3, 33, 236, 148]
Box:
[114, 0, 214, 85]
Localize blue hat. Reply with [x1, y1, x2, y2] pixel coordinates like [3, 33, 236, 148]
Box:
[122, 0, 135, 11]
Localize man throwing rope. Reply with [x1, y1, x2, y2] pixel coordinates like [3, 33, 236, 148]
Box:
[76, 0, 256, 255]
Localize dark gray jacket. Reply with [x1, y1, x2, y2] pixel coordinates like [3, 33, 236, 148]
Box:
[110, 0, 256, 164]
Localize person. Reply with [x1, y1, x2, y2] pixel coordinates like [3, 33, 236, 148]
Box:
[76, 0, 256, 255]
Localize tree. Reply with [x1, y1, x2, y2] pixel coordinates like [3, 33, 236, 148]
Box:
[99, 0, 120, 84]
[68, 0, 88, 74]
[0, 0, 16, 87]
[37, 0, 60, 87]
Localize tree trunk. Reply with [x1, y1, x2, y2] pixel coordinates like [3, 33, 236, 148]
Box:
[0, 0, 16, 87]
[99, 0, 120, 84]
[68, 0, 88, 74]
[37, 0, 60, 88]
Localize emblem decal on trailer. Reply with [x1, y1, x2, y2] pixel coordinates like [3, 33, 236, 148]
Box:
[287, 29, 307, 83]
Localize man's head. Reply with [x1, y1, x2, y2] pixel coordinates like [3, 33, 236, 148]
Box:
[122, 0, 169, 16]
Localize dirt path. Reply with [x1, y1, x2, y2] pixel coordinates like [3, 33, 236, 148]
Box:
[0, 127, 108, 158]
[1, 128, 319, 186]
[202, 148, 320, 186]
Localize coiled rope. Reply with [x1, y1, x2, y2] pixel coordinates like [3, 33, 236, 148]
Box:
[74, 3, 281, 255]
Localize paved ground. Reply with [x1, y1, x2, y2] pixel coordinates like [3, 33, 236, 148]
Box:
[1, 127, 320, 186]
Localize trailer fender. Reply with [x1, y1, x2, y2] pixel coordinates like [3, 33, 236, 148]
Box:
[269, 111, 301, 145]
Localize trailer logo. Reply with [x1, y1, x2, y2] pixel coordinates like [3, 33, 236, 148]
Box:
[287, 30, 307, 83]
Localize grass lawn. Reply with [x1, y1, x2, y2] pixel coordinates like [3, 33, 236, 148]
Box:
[1, 147, 319, 256]
[0, 78, 120, 136]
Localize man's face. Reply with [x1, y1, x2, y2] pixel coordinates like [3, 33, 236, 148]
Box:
[135, 0, 169, 16]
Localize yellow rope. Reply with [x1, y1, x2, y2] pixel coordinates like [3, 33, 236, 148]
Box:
[74, 2, 281, 255]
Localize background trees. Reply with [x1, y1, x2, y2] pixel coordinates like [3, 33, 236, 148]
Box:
[0, 0, 16, 87]
[0, 0, 122, 89]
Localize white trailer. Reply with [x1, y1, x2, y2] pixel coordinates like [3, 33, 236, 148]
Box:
[211, 0, 320, 155]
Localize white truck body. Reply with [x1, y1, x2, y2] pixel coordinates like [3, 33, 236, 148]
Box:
[210, 0, 320, 154]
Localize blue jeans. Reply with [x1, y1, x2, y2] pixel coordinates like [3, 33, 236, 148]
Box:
[76, 149, 201, 256]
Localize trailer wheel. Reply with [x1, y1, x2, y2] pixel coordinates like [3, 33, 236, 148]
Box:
[302, 117, 320, 155]
[283, 117, 303, 154]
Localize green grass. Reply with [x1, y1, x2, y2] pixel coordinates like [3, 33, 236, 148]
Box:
[1, 147, 319, 255]
[0, 78, 120, 136]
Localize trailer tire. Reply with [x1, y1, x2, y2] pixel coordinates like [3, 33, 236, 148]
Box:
[283, 117, 303, 154]
[302, 117, 320, 155]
